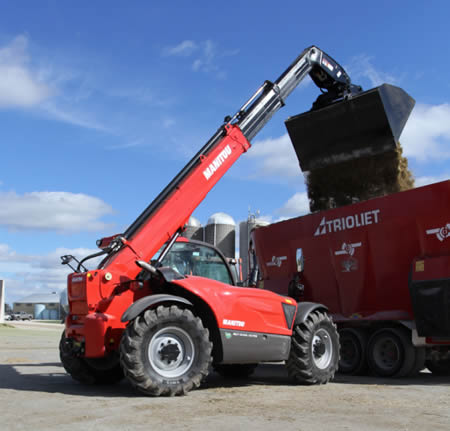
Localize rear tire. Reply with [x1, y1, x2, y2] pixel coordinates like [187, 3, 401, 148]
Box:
[213, 363, 258, 379]
[338, 328, 368, 375]
[59, 331, 124, 384]
[367, 327, 415, 377]
[286, 310, 339, 385]
[120, 305, 212, 396]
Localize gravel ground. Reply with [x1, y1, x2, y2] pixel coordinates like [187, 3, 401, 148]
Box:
[1, 322, 449, 431]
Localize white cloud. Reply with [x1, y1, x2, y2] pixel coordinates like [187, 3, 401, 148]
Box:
[401, 103, 450, 161]
[40, 102, 111, 132]
[346, 54, 398, 87]
[0, 35, 51, 108]
[163, 40, 198, 57]
[163, 39, 235, 79]
[277, 192, 310, 219]
[0, 191, 114, 232]
[0, 243, 21, 262]
[414, 174, 450, 188]
[191, 40, 215, 72]
[0, 244, 102, 304]
[247, 133, 304, 179]
[0, 35, 113, 132]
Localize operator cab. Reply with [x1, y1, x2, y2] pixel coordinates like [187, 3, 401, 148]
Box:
[156, 238, 238, 286]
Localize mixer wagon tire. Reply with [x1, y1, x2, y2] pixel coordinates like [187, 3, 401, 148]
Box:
[286, 310, 339, 385]
[120, 305, 212, 396]
[367, 327, 416, 377]
[338, 328, 368, 375]
[59, 331, 124, 384]
[213, 363, 258, 379]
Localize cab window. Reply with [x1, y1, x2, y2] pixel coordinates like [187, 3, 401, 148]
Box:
[161, 242, 233, 285]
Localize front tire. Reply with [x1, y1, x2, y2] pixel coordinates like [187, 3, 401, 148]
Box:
[59, 331, 124, 384]
[286, 310, 339, 385]
[120, 305, 212, 396]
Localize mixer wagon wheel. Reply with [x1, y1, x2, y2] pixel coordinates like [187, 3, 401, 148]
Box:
[367, 327, 416, 377]
[338, 328, 368, 375]
[286, 310, 339, 385]
[120, 305, 212, 396]
[59, 331, 124, 384]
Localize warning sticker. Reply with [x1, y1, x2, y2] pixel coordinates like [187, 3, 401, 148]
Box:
[415, 260, 425, 272]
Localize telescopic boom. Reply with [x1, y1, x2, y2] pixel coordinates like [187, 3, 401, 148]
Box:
[82, 46, 362, 277]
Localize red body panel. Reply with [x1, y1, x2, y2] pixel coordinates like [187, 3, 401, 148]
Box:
[253, 181, 450, 324]
[66, 270, 143, 357]
[171, 276, 294, 336]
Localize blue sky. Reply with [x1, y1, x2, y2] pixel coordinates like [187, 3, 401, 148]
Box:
[1, 1, 450, 304]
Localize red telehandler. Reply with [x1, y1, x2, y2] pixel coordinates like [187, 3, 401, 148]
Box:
[60, 46, 413, 396]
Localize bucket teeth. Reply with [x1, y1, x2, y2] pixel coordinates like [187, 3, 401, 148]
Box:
[285, 84, 415, 172]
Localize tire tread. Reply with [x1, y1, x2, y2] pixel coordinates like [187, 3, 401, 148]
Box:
[286, 310, 339, 385]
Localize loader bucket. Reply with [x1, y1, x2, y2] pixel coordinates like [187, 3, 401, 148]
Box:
[285, 84, 415, 172]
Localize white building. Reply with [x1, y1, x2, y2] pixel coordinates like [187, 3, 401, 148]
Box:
[13, 292, 61, 320]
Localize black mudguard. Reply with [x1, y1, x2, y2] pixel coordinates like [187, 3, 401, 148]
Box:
[121, 294, 193, 323]
[295, 302, 328, 325]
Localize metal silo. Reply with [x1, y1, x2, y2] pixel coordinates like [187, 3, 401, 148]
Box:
[239, 214, 269, 283]
[34, 304, 46, 320]
[205, 212, 236, 258]
[182, 216, 204, 241]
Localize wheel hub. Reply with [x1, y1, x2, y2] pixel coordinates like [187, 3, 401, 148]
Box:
[313, 339, 326, 358]
[312, 329, 333, 370]
[148, 326, 195, 379]
[374, 338, 399, 370]
[158, 340, 181, 363]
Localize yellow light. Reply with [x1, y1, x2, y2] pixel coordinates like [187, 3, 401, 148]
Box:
[285, 298, 293, 304]
[87, 273, 93, 279]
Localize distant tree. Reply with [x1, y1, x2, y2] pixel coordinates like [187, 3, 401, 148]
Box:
[5, 303, 12, 313]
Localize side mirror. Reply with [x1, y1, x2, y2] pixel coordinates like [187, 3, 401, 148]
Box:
[296, 248, 304, 273]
